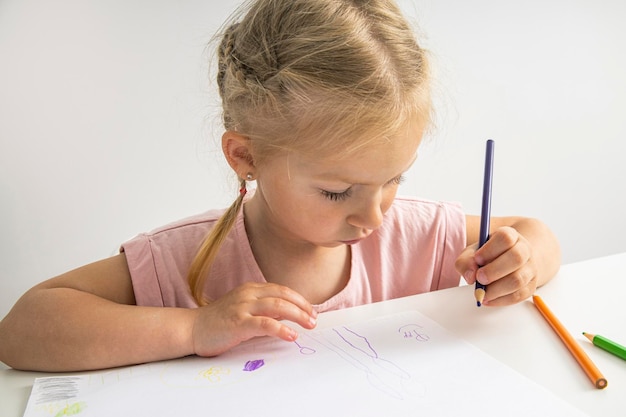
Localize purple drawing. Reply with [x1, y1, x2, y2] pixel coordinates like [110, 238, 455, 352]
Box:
[294, 340, 316, 355]
[243, 359, 265, 372]
[305, 326, 411, 400]
[398, 324, 430, 342]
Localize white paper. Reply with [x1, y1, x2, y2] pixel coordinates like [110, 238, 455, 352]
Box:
[22, 311, 588, 417]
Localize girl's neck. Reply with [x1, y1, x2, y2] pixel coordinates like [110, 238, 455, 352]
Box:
[242, 201, 351, 304]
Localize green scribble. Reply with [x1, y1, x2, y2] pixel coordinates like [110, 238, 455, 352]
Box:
[54, 401, 87, 417]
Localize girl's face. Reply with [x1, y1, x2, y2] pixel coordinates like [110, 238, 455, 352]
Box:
[247, 122, 423, 250]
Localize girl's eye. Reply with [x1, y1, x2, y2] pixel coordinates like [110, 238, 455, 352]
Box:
[320, 188, 352, 201]
[387, 175, 405, 186]
[320, 176, 403, 201]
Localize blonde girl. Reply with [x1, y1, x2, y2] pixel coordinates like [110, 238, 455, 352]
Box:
[0, 0, 560, 372]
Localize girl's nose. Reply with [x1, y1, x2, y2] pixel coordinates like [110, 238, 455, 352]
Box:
[346, 192, 384, 231]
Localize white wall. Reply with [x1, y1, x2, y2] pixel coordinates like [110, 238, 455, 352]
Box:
[1, 0, 625, 318]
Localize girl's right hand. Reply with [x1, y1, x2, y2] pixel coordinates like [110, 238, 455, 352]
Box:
[190, 282, 317, 357]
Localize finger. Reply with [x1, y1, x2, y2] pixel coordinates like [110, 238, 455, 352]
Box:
[455, 245, 480, 284]
[228, 315, 300, 343]
[476, 253, 522, 286]
[250, 315, 302, 342]
[476, 238, 531, 286]
[482, 269, 537, 305]
[249, 297, 317, 330]
[474, 226, 519, 266]
[240, 282, 316, 318]
[482, 282, 536, 307]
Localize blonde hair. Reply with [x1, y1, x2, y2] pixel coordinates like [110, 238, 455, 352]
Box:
[188, 0, 431, 305]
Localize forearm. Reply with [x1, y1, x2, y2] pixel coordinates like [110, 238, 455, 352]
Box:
[511, 217, 561, 287]
[0, 288, 198, 372]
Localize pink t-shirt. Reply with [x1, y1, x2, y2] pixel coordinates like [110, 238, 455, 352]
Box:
[121, 196, 466, 312]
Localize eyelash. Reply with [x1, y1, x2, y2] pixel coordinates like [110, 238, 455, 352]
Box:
[320, 175, 405, 202]
[389, 175, 405, 186]
[321, 188, 352, 201]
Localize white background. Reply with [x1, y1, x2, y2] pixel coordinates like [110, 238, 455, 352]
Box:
[1, 0, 625, 318]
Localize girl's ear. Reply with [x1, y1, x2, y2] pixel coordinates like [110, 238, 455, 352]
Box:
[221, 130, 256, 179]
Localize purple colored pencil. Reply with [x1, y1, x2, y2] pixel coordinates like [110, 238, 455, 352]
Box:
[475, 139, 494, 307]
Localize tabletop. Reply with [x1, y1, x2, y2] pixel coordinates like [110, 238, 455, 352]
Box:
[2, 252, 625, 416]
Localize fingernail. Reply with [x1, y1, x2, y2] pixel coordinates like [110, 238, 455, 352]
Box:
[309, 316, 317, 327]
[477, 270, 487, 285]
[464, 270, 475, 283]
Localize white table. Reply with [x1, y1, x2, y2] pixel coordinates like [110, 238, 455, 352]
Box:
[2, 253, 625, 416]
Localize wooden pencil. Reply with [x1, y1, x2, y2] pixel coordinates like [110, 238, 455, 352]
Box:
[583, 332, 626, 361]
[532, 295, 607, 389]
[474, 139, 494, 307]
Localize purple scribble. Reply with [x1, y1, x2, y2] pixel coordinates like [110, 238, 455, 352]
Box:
[243, 359, 265, 372]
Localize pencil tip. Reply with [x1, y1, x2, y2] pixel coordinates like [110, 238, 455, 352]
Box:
[474, 288, 486, 307]
[582, 332, 594, 342]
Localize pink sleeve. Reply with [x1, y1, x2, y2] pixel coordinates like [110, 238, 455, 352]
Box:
[121, 234, 167, 307]
[120, 224, 207, 309]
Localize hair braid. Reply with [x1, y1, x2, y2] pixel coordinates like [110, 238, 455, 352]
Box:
[187, 177, 247, 305]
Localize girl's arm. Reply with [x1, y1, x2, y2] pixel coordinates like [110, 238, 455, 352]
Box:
[456, 215, 561, 306]
[0, 254, 316, 372]
[0, 254, 197, 371]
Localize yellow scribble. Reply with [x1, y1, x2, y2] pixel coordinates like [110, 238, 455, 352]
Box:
[54, 402, 87, 417]
[196, 366, 231, 383]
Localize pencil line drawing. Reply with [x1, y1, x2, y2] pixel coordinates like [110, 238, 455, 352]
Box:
[306, 326, 412, 399]
[294, 340, 316, 355]
[398, 324, 430, 342]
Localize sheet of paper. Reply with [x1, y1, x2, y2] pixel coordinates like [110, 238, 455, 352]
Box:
[22, 311, 588, 417]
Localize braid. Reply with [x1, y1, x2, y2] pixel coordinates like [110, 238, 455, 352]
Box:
[217, 23, 241, 129]
[187, 177, 247, 305]
[217, 20, 281, 131]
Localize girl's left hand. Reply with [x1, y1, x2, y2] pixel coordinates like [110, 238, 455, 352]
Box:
[455, 226, 538, 306]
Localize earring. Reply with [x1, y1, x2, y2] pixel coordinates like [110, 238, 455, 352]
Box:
[246, 173, 253, 181]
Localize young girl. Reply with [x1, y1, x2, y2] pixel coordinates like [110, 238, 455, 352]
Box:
[0, 0, 560, 372]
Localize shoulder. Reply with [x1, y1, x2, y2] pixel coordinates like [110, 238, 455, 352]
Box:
[138, 208, 228, 238]
[370, 195, 467, 254]
[354, 196, 467, 293]
[119, 208, 230, 277]
[119, 207, 239, 308]
[383, 196, 464, 226]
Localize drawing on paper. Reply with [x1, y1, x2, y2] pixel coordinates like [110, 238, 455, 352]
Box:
[196, 366, 231, 383]
[294, 340, 316, 355]
[398, 324, 430, 342]
[53, 402, 87, 417]
[305, 325, 417, 400]
[243, 359, 265, 371]
[21, 311, 590, 417]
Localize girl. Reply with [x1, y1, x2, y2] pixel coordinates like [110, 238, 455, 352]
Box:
[0, 0, 560, 372]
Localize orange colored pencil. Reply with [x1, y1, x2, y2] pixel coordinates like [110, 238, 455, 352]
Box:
[532, 295, 607, 389]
